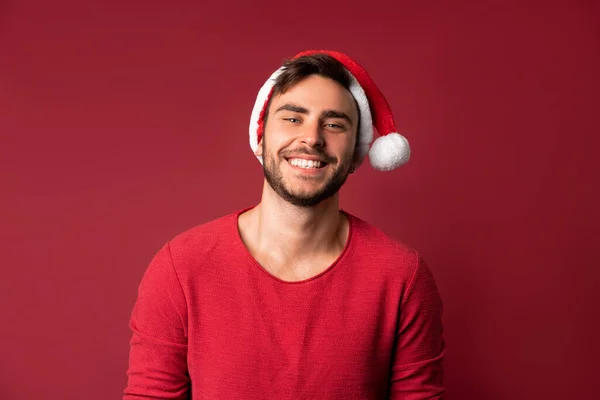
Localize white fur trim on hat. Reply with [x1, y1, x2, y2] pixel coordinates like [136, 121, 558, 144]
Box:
[249, 67, 284, 163]
[347, 72, 373, 169]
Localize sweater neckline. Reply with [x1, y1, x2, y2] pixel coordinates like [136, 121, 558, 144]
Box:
[231, 205, 354, 285]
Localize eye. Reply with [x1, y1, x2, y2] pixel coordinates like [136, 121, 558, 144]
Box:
[325, 123, 347, 131]
[284, 118, 301, 123]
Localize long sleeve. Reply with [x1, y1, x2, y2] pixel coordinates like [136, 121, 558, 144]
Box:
[124, 242, 190, 400]
[388, 254, 445, 399]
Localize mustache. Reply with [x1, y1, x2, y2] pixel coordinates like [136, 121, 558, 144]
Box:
[280, 147, 336, 163]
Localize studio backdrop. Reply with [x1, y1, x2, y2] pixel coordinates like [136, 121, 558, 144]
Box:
[0, 1, 598, 399]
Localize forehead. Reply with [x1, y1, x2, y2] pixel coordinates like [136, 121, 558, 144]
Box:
[269, 75, 358, 118]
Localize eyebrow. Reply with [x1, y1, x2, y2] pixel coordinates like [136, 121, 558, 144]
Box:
[275, 103, 354, 125]
[321, 110, 353, 125]
[275, 103, 309, 114]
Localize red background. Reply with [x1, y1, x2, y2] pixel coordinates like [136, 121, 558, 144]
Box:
[1, 1, 599, 399]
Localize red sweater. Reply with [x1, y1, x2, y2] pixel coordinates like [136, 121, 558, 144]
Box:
[124, 208, 445, 399]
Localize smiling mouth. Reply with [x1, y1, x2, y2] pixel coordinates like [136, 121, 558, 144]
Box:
[286, 157, 328, 169]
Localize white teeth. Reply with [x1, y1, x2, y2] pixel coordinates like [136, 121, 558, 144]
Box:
[289, 158, 322, 169]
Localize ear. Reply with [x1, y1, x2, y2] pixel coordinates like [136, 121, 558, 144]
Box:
[254, 138, 263, 157]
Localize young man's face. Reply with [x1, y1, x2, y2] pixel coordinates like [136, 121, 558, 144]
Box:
[256, 74, 359, 207]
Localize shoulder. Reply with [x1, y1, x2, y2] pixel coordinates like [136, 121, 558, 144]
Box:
[345, 211, 442, 304]
[347, 212, 418, 259]
[170, 211, 236, 249]
[152, 208, 247, 276]
[345, 211, 423, 281]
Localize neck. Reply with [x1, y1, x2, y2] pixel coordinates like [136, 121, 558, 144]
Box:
[245, 181, 347, 261]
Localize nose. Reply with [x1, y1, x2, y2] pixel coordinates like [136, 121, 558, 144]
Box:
[300, 121, 324, 148]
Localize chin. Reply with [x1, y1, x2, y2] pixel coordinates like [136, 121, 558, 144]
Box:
[263, 153, 349, 207]
[281, 192, 335, 208]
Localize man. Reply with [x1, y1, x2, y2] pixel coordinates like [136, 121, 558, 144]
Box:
[124, 50, 445, 399]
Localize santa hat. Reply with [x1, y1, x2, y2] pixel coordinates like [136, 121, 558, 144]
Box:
[249, 50, 411, 171]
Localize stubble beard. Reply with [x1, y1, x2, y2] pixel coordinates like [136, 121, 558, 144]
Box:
[262, 141, 353, 208]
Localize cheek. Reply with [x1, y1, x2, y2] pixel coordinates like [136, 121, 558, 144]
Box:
[264, 127, 295, 152]
[327, 134, 356, 156]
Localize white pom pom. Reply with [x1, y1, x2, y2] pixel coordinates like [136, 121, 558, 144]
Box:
[368, 133, 411, 171]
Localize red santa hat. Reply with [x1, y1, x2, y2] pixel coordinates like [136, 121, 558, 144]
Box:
[249, 50, 411, 171]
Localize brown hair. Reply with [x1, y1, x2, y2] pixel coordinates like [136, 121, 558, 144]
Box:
[262, 54, 355, 126]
